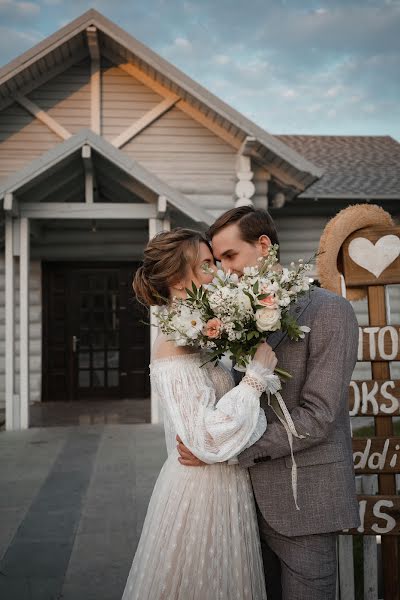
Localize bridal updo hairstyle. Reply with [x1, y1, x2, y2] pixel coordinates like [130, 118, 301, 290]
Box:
[133, 228, 211, 307]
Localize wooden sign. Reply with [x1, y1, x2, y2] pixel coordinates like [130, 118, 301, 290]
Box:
[353, 438, 400, 473]
[342, 226, 400, 287]
[345, 496, 400, 535]
[349, 380, 400, 416]
[357, 325, 400, 361]
[339, 216, 400, 598]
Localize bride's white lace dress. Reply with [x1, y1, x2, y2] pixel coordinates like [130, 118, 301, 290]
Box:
[122, 353, 268, 600]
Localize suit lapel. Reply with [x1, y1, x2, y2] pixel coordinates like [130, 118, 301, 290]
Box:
[268, 288, 314, 350]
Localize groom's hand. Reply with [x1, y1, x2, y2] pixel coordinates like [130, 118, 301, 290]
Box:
[176, 435, 206, 467]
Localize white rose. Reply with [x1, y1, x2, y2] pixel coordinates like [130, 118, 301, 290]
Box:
[255, 307, 281, 332]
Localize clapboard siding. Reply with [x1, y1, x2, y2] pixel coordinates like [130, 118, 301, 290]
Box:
[27, 59, 91, 134]
[273, 215, 328, 269]
[0, 258, 42, 407]
[101, 60, 163, 141]
[123, 106, 237, 198]
[0, 103, 60, 182]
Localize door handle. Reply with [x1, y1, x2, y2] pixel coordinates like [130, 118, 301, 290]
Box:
[72, 335, 80, 353]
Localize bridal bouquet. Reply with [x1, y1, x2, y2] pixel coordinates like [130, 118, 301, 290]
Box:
[156, 244, 312, 373]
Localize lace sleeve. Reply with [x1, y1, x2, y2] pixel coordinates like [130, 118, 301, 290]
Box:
[242, 360, 282, 395]
[151, 360, 267, 464]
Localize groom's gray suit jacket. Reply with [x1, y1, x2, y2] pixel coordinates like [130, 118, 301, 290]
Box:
[238, 286, 360, 537]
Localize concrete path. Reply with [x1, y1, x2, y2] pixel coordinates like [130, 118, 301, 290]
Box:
[0, 425, 167, 600]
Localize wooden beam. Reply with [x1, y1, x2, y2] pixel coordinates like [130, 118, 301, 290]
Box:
[20, 202, 157, 220]
[82, 144, 95, 203]
[31, 243, 147, 261]
[19, 217, 30, 430]
[5, 215, 15, 430]
[86, 26, 101, 135]
[103, 49, 242, 151]
[0, 48, 88, 113]
[157, 195, 167, 219]
[86, 25, 100, 61]
[177, 100, 242, 149]
[103, 49, 171, 100]
[4, 192, 19, 216]
[112, 96, 179, 148]
[15, 94, 72, 140]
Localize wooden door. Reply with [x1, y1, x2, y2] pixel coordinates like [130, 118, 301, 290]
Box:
[42, 263, 150, 401]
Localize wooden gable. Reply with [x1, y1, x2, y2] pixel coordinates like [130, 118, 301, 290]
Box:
[0, 9, 322, 206]
[0, 103, 60, 182]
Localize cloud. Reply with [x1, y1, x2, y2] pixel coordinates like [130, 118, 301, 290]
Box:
[173, 37, 191, 49]
[213, 54, 230, 65]
[0, 0, 398, 139]
[0, 0, 40, 18]
[0, 25, 42, 60]
[281, 89, 298, 99]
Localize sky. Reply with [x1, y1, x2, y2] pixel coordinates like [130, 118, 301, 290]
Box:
[0, 0, 399, 141]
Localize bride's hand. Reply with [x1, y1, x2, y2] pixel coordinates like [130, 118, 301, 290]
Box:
[176, 435, 207, 467]
[253, 341, 278, 373]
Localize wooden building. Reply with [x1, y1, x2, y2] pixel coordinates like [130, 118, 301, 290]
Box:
[0, 10, 399, 430]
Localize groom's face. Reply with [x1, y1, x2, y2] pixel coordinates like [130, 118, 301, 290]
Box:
[211, 223, 269, 277]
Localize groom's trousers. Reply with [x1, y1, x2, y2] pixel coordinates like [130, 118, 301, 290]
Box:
[256, 507, 337, 600]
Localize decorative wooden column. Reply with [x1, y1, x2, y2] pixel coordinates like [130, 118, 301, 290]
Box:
[19, 217, 30, 430]
[5, 214, 16, 430]
[148, 199, 171, 424]
[234, 155, 255, 207]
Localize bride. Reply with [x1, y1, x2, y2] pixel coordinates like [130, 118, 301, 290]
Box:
[122, 228, 277, 600]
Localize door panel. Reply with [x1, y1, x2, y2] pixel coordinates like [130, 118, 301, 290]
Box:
[42, 263, 149, 401]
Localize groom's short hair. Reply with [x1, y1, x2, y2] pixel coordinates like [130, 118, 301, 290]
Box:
[207, 206, 279, 248]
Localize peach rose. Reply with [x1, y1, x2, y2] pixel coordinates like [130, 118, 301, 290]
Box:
[259, 290, 278, 309]
[204, 318, 223, 339]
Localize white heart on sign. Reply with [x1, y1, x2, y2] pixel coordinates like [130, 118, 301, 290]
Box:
[348, 235, 400, 278]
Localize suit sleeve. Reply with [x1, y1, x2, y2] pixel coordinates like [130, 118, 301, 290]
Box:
[238, 296, 358, 467]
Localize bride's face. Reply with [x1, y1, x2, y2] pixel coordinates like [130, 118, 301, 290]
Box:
[191, 242, 217, 286]
[171, 242, 216, 298]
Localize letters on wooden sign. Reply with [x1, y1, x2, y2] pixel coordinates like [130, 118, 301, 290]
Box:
[349, 380, 400, 416]
[357, 326, 400, 361]
[345, 496, 400, 535]
[352, 438, 400, 473]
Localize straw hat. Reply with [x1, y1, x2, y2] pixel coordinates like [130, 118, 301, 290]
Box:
[317, 204, 394, 300]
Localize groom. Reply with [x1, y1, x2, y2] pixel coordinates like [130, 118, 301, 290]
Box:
[177, 205, 360, 600]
